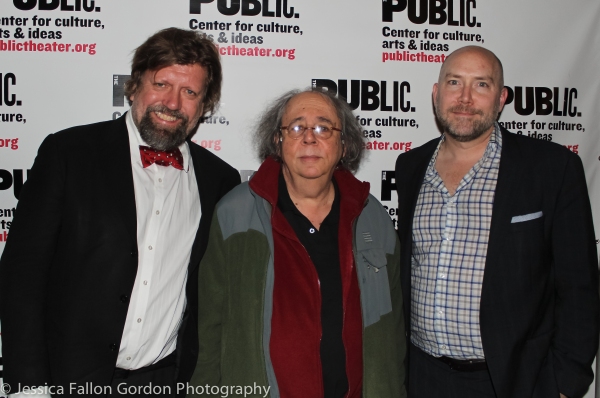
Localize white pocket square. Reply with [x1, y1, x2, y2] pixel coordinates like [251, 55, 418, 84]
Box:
[511, 211, 543, 223]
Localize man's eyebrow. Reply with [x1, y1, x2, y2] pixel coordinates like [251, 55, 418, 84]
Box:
[316, 116, 335, 125]
[286, 116, 336, 125]
[443, 73, 495, 83]
[286, 116, 305, 125]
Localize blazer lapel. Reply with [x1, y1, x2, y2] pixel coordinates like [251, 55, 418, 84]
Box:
[398, 139, 438, 328]
[400, 138, 439, 255]
[188, 144, 211, 272]
[480, 128, 528, 325]
[407, 148, 435, 238]
[101, 115, 137, 243]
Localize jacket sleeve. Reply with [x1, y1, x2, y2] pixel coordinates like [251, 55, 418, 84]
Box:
[361, 209, 407, 398]
[220, 168, 242, 199]
[551, 153, 599, 398]
[387, 234, 407, 398]
[0, 134, 64, 391]
[188, 211, 228, 394]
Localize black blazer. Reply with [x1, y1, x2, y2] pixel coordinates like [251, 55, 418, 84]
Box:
[395, 127, 599, 398]
[0, 115, 241, 393]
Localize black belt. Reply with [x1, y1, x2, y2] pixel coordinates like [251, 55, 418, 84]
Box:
[433, 354, 488, 372]
[114, 352, 177, 379]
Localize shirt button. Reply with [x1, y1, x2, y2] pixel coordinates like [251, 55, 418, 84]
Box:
[126, 356, 131, 361]
[439, 273, 446, 278]
[143, 280, 148, 285]
[137, 318, 142, 323]
[441, 344, 448, 350]
[156, 210, 160, 215]
[158, 178, 163, 183]
[438, 309, 444, 315]
[148, 245, 153, 250]
[309, 228, 315, 233]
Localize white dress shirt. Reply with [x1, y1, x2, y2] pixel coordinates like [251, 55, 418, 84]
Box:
[116, 112, 201, 369]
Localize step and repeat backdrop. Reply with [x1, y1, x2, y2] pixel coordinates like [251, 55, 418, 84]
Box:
[1, 0, 599, 395]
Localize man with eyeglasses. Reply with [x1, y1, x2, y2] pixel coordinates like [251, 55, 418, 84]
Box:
[187, 88, 407, 398]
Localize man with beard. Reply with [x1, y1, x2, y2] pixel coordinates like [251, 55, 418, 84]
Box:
[394, 46, 598, 398]
[0, 28, 240, 397]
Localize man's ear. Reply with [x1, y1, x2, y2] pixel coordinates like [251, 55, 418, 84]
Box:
[498, 86, 508, 113]
[274, 133, 282, 157]
[129, 86, 137, 103]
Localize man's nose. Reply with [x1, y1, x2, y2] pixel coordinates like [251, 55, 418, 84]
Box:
[163, 89, 182, 110]
[302, 128, 318, 144]
[458, 86, 473, 104]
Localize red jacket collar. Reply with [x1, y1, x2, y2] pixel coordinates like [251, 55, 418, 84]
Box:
[249, 157, 371, 216]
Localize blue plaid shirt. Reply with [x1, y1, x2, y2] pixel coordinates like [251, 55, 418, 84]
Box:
[410, 123, 502, 359]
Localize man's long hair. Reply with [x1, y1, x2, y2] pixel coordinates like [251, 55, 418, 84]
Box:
[253, 88, 366, 173]
[124, 27, 222, 117]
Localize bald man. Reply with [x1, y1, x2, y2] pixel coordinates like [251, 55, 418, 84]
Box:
[395, 46, 599, 398]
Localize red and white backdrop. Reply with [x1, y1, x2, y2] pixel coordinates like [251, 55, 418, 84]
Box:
[1, 0, 599, 395]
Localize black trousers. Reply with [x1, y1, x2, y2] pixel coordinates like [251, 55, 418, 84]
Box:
[108, 353, 177, 398]
[408, 344, 496, 398]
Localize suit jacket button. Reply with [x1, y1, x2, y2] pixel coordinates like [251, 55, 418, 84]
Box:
[130, 250, 138, 257]
[109, 343, 118, 351]
[120, 295, 130, 303]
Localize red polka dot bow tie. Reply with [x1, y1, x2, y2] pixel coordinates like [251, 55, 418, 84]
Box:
[139, 145, 184, 170]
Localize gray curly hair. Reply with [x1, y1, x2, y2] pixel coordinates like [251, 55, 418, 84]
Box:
[253, 88, 365, 173]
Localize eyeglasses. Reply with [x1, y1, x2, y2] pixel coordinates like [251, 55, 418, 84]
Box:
[279, 123, 342, 140]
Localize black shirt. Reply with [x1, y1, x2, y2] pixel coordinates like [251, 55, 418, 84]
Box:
[277, 172, 348, 398]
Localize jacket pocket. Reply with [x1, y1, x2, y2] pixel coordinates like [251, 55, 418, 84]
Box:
[510, 214, 544, 232]
[355, 248, 393, 328]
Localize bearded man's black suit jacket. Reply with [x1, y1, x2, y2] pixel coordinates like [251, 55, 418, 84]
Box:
[395, 127, 599, 398]
[0, 114, 241, 394]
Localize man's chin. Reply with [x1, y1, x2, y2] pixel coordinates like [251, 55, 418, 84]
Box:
[148, 119, 190, 137]
[140, 128, 188, 150]
[446, 125, 491, 142]
[155, 126, 182, 136]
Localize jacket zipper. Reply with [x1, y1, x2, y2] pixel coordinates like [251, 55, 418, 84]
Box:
[298, 239, 325, 396]
[348, 196, 368, 398]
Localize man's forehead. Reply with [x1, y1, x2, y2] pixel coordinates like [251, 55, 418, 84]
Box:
[286, 93, 335, 112]
[439, 50, 499, 80]
[283, 93, 339, 123]
[146, 64, 206, 83]
[147, 63, 205, 75]
[442, 71, 496, 81]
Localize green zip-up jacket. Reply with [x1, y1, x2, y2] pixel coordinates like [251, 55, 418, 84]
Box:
[188, 158, 406, 398]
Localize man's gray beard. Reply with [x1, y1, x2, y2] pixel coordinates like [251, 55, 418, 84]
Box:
[435, 103, 498, 143]
[138, 105, 189, 151]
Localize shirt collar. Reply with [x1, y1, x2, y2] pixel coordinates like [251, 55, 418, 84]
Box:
[126, 110, 191, 172]
[426, 122, 502, 178]
[277, 170, 340, 217]
[482, 122, 502, 162]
